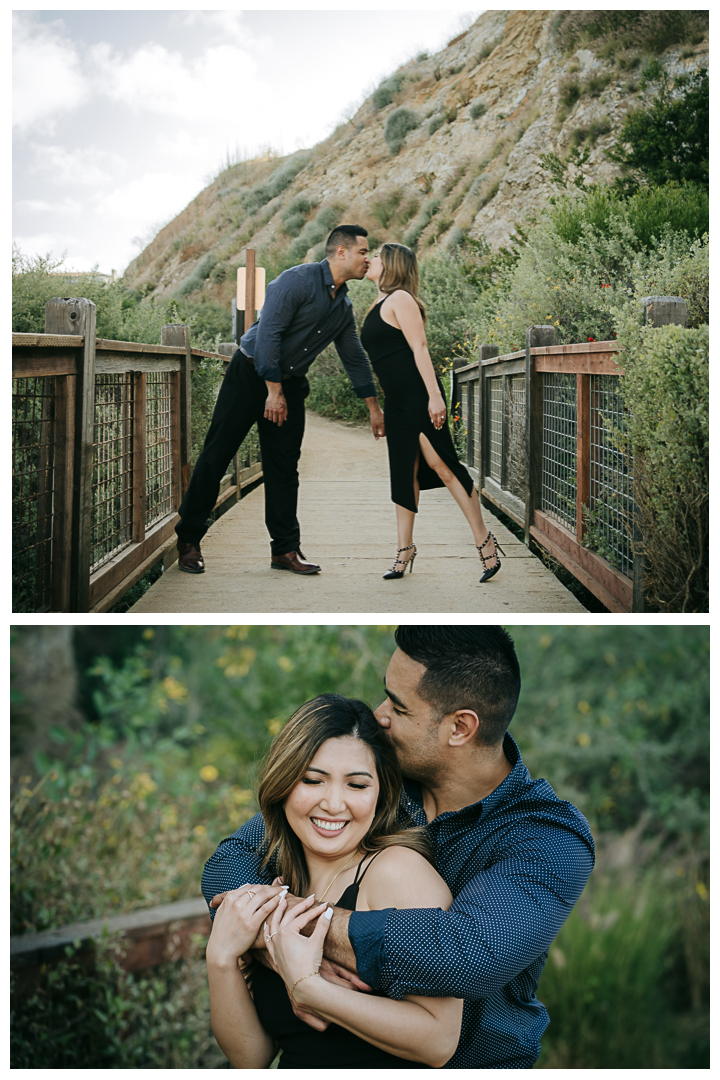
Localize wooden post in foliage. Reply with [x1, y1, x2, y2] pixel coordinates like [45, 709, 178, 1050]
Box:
[477, 344, 499, 507]
[641, 296, 688, 328]
[45, 297, 96, 613]
[524, 325, 555, 546]
[161, 324, 193, 494]
[244, 249, 256, 333]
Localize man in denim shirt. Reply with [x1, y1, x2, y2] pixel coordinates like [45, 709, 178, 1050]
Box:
[175, 225, 383, 575]
[203, 626, 595, 1068]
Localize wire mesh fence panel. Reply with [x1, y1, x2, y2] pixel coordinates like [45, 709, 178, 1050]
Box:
[145, 373, 173, 529]
[488, 377, 503, 483]
[238, 425, 261, 469]
[92, 374, 134, 571]
[12, 377, 56, 612]
[588, 374, 634, 576]
[541, 372, 577, 529]
[506, 374, 526, 500]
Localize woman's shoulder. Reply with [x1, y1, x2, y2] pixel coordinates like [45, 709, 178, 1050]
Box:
[359, 845, 452, 911]
[387, 288, 418, 310]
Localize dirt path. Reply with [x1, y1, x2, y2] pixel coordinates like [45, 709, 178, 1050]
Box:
[131, 412, 585, 614]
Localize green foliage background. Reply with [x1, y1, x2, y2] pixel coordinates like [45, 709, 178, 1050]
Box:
[10, 625, 709, 1069]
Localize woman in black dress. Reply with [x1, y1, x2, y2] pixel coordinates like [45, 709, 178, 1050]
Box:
[362, 242, 504, 582]
[206, 695, 461, 1068]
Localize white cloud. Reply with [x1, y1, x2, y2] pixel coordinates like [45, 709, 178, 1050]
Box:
[93, 172, 194, 226]
[91, 40, 261, 122]
[15, 197, 83, 216]
[13, 13, 90, 129]
[28, 144, 127, 187]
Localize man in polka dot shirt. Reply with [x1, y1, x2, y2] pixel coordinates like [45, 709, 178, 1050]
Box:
[203, 626, 595, 1068]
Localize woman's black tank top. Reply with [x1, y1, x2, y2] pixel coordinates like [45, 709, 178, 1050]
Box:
[251, 852, 429, 1069]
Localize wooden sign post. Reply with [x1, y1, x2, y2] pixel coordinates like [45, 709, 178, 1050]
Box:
[236, 250, 266, 335]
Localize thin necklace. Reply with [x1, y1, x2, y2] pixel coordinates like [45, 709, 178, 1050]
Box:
[316, 850, 361, 903]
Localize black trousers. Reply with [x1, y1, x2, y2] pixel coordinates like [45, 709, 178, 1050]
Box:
[175, 351, 310, 555]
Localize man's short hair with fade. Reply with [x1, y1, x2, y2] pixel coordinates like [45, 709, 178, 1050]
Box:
[325, 225, 368, 258]
[394, 626, 521, 747]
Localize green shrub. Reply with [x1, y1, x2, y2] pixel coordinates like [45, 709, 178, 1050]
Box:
[469, 100, 488, 120]
[11, 935, 224, 1068]
[559, 77, 581, 109]
[608, 69, 708, 192]
[554, 10, 708, 56]
[585, 71, 612, 97]
[241, 152, 310, 214]
[613, 317, 708, 612]
[372, 75, 402, 110]
[384, 107, 420, 154]
[427, 113, 445, 136]
[281, 195, 317, 237]
[403, 197, 441, 248]
[371, 188, 404, 229]
[315, 202, 346, 232]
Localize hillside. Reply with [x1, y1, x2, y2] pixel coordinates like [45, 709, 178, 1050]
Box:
[124, 9, 708, 304]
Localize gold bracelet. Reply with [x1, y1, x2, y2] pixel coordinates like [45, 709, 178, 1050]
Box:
[288, 965, 321, 1000]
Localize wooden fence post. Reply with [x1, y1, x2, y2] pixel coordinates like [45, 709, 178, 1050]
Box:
[161, 324, 193, 494]
[244, 249, 256, 333]
[631, 295, 688, 610]
[524, 325, 555, 546]
[641, 296, 688, 328]
[45, 297, 96, 613]
[477, 344, 499, 507]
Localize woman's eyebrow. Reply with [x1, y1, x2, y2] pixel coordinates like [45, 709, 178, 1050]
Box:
[306, 766, 374, 778]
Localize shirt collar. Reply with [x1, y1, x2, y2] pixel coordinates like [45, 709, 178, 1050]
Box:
[320, 258, 347, 297]
[401, 732, 528, 825]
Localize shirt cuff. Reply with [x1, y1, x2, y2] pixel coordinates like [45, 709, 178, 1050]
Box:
[348, 908, 391, 989]
[254, 362, 283, 383]
[353, 382, 377, 400]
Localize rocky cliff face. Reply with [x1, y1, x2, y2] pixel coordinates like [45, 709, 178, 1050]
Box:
[125, 10, 708, 301]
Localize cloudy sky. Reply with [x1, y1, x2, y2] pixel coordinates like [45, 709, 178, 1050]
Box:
[13, 7, 481, 275]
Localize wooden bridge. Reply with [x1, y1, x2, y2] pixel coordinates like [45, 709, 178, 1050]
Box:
[19, 296, 686, 614]
[131, 411, 584, 614]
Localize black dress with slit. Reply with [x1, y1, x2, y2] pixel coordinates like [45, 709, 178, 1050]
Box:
[360, 297, 474, 513]
[251, 852, 429, 1069]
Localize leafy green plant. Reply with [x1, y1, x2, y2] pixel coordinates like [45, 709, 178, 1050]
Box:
[11, 934, 224, 1068]
[608, 69, 708, 192]
[427, 113, 445, 136]
[470, 100, 488, 120]
[384, 107, 421, 154]
[612, 318, 708, 612]
[372, 75, 403, 110]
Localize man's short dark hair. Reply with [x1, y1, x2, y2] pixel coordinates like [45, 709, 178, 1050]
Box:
[394, 626, 521, 746]
[325, 225, 368, 258]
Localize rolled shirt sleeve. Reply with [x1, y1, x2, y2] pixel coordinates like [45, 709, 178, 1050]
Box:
[349, 825, 594, 1001]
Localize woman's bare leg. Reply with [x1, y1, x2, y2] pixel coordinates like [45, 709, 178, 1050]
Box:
[418, 434, 498, 567]
[391, 453, 420, 568]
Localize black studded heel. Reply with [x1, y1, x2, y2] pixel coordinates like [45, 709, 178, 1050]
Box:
[383, 544, 417, 580]
[477, 532, 506, 583]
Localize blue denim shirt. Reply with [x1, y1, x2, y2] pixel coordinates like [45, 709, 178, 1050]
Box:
[240, 259, 376, 398]
[201, 734, 594, 1069]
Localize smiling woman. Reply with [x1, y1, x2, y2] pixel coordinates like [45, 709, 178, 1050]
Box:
[205, 692, 461, 1069]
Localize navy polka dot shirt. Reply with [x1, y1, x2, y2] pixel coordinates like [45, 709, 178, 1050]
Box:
[201, 733, 594, 1068]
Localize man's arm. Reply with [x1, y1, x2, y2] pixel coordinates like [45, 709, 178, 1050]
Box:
[332, 318, 384, 438]
[347, 826, 595, 1000]
[201, 813, 272, 917]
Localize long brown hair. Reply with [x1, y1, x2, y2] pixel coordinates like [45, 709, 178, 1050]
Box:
[256, 694, 432, 896]
[379, 242, 427, 322]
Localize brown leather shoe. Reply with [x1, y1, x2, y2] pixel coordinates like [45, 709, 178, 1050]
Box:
[178, 541, 205, 574]
[270, 549, 321, 575]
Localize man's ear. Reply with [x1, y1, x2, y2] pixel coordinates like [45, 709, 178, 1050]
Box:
[447, 709, 480, 747]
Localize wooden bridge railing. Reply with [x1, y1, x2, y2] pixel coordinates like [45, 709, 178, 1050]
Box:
[452, 325, 637, 613]
[12, 297, 260, 613]
[11, 896, 210, 995]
